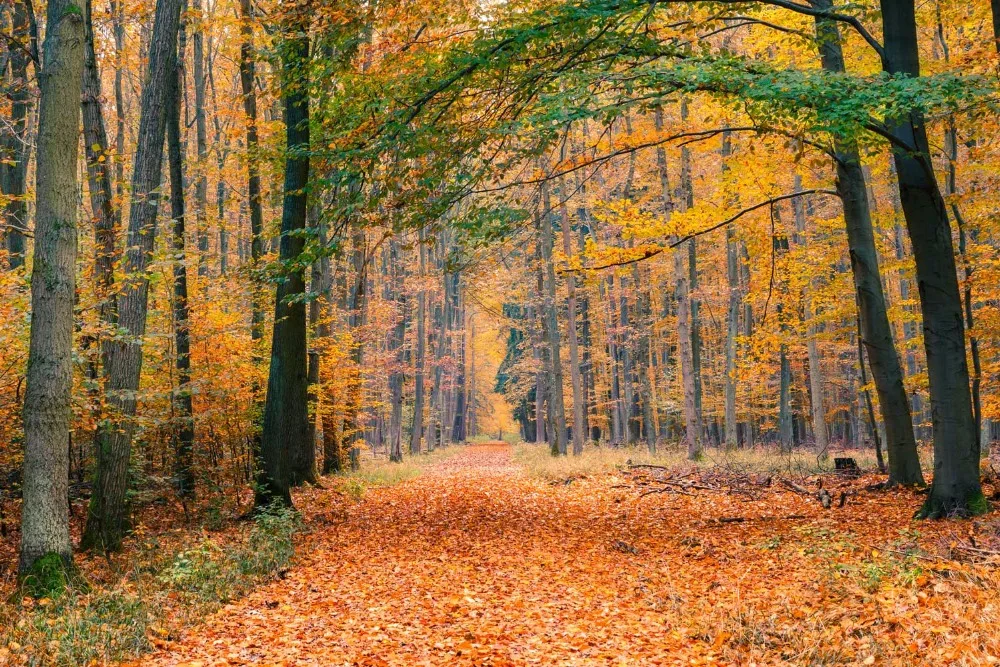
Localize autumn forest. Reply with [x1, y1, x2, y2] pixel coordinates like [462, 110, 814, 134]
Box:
[3, 0, 1000, 663]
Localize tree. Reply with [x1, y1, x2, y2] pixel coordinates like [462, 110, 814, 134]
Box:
[1, 0, 32, 270]
[256, 11, 312, 508]
[167, 30, 195, 498]
[83, 0, 184, 551]
[880, 0, 983, 516]
[811, 0, 922, 486]
[19, 0, 84, 577]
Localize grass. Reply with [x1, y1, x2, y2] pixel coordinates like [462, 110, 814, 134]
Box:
[513, 440, 889, 480]
[0, 505, 300, 666]
[333, 445, 463, 497]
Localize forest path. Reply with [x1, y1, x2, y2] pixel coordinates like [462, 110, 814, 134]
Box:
[137, 442, 968, 666]
[140, 442, 697, 665]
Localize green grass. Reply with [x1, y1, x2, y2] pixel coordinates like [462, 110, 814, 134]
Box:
[513, 440, 888, 480]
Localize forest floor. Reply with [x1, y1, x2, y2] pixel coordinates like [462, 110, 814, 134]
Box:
[132, 441, 1000, 667]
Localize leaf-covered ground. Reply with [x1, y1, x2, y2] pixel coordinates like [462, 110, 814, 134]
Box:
[138, 443, 1000, 666]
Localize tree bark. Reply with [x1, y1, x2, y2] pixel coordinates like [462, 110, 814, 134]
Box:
[83, 0, 184, 552]
[792, 176, 829, 459]
[1, 0, 31, 270]
[538, 187, 567, 456]
[19, 0, 83, 574]
[411, 228, 427, 455]
[880, 0, 981, 515]
[192, 0, 210, 276]
[812, 0, 924, 486]
[255, 17, 312, 508]
[558, 176, 585, 455]
[167, 46, 196, 498]
[239, 0, 264, 340]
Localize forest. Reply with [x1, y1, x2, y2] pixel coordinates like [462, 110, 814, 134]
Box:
[3, 0, 1000, 663]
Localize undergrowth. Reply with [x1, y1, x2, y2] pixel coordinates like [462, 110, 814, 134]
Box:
[0, 505, 300, 666]
[334, 445, 462, 498]
[514, 441, 887, 480]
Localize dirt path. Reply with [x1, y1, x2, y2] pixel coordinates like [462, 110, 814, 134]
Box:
[139, 443, 989, 666]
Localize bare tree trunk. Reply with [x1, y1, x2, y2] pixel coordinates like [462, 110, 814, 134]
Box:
[239, 0, 263, 339]
[191, 0, 209, 276]
[167, 47, 195, 498]
[1, 0, 31, 270]
[82, 0, 120, 480]
[411, 228, 427, 455]
[812, 0, 923, 485]
[255, 14, 312, 507]
[386, 241, 406, 462]
[206, 33, 230, 276]
[792, 176, 829, 459]
[881, 0, 980, 516]
[675, 102, 702, 459]
[538, 188, 567, 456]
[83, 0, 184, 552]
[19, 0, 83, 575]
[558, 177, 585, 455]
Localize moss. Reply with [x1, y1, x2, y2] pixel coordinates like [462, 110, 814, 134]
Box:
[914, 489, 990, 520]
[20, 552, 74, 598]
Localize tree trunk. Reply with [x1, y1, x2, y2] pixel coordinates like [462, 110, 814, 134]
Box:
[239, 0, 264, 340]
[812, 1, 924, 486]
[255, 18, 312, 508]
[167, 47, 195, 498]
[411, 228, 427, 455]
[1, 0, 31, 270]
[558, 178, 585, 455]
[192, 0, 210, 276]
[539, 189, 567, 456]
[19, 0, 83, 575]
[83, 0, 184, 552]
[791, 176, 829, 459]
[778, 345, 793, 452]
[880, 0, 981, 516]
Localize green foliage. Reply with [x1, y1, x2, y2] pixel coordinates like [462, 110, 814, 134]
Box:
[310, 0, 995, 250]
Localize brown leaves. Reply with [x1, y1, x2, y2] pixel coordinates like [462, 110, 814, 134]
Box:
[135, 443, 1000, 666]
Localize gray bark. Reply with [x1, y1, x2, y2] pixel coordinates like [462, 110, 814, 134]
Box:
[1, 1, 31, 270]
[411, 228, 427, 455]
[539, 186, 567, 456]
[19, 0, 83, 573]
[558, 176, 585, 455]
[812, 0, 923, 485]
[257, 19, 313, 505]
[167, 47, 195, 497]
[881, 0, 980, 515]
[83, 0, 184, 551]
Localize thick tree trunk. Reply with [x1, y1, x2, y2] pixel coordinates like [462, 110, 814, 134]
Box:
[167, 50, 196, 498]
[1, 1, 31, 270]
[19, 0, 83, 574]
[83, 0, 184, 552]
[812, 1, 923, 485]
[880, 0, 981, 515]
[255, 20, 312, 508]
